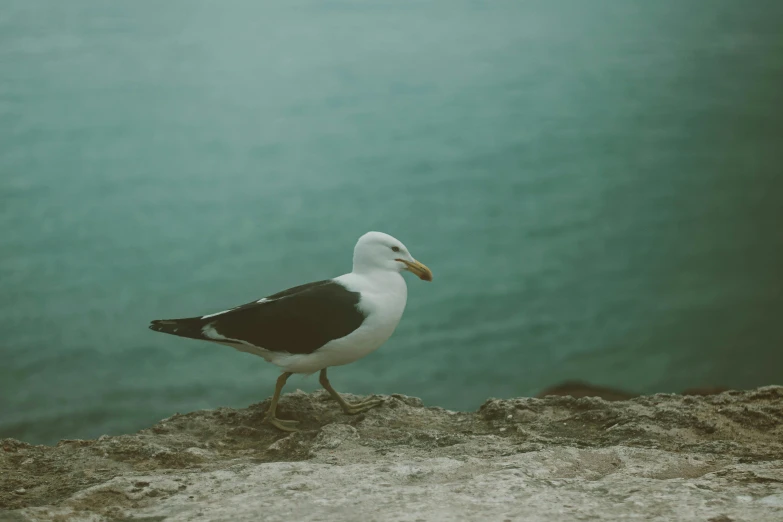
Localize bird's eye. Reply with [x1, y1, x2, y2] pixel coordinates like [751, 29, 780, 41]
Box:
[391, 246, 400, 253]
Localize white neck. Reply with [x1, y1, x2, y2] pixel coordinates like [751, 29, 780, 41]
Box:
[338, 268, 407, 298]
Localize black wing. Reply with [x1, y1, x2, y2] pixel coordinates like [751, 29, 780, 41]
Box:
[149, 280, 366, 354]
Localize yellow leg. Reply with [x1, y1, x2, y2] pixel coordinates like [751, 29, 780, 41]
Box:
[264, 372, 299, 432]
[319, 369, 383, 415]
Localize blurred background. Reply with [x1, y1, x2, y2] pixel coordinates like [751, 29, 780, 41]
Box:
[2, 0, 782, 445]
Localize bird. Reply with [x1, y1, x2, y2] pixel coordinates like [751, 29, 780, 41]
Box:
[149, 231, 432, 431]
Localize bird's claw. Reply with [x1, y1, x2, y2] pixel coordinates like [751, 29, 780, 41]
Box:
[341, 398, 384, 415]
[264, 415, 300, 432]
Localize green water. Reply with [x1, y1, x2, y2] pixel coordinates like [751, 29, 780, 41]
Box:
[2, 1, 782, 445]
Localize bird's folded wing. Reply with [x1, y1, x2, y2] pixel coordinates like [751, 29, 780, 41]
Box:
[150, 280, 366, 355]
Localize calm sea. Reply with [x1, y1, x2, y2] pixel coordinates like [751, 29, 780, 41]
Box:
[2, 1, 782, 445]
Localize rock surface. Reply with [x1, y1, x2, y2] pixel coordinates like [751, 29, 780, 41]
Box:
[1, 387, 782, 521]
[535, 380, 731, 401]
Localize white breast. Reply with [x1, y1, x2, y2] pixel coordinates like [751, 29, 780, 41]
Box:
[272, 271, 408, 374]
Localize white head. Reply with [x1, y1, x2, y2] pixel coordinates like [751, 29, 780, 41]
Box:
[352, 231, 433, 281]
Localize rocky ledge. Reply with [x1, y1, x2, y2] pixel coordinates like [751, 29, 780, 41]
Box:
[1, 387, 782, 521]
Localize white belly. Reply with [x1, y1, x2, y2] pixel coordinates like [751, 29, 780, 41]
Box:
[266, 271, 408, 374]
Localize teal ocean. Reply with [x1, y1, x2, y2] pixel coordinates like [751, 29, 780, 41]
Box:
[2, 1, 782, 445]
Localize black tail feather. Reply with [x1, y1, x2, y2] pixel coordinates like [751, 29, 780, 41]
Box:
[149, 317, 207, 341]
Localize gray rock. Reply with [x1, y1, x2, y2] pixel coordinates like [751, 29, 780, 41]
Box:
[1, 387, 782, 521]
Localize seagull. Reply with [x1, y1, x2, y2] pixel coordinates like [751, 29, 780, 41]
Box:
[149, 231, 432, 431]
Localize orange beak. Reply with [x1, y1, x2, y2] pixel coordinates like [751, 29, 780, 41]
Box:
[398, 259, 433, 281]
